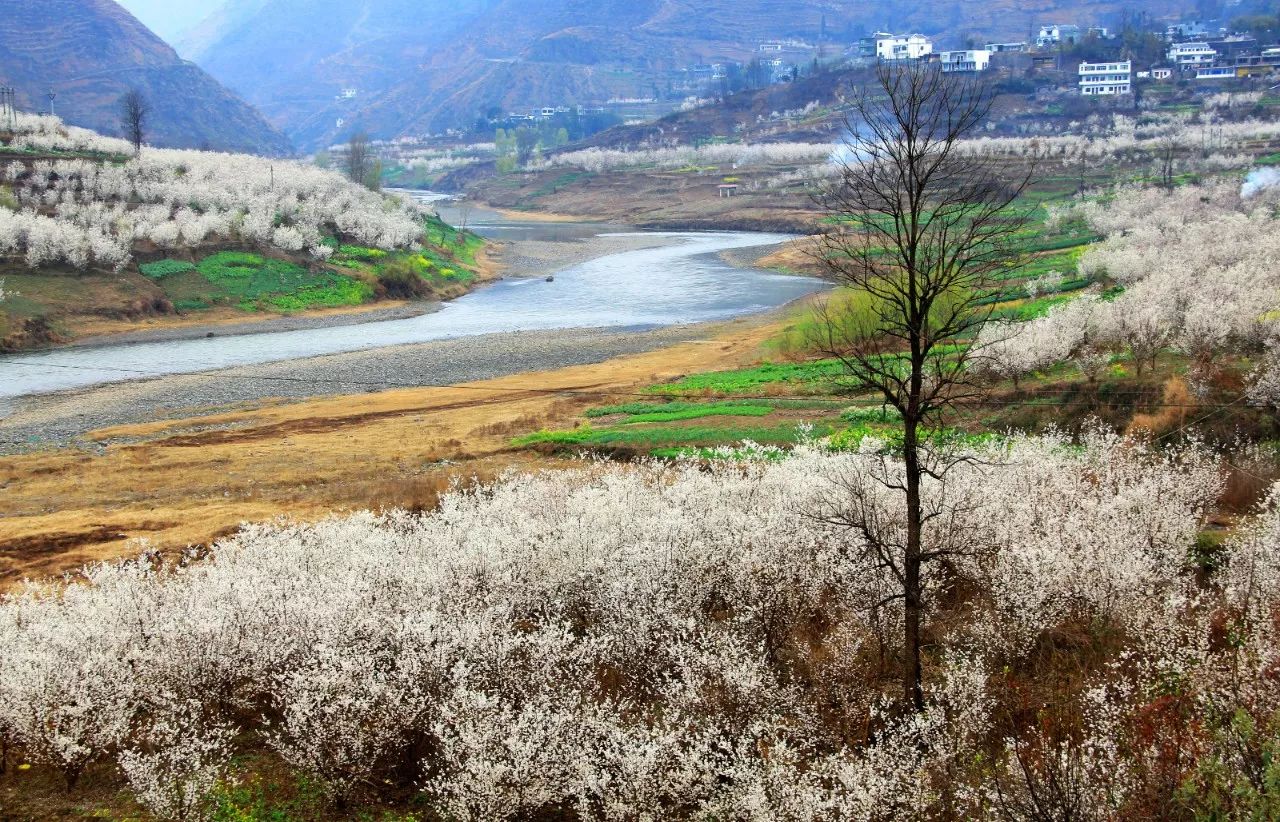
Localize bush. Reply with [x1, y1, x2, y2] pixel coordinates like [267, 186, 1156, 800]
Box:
[334, 245, 388, 262]
[376, 258, 433, 299]
[166, 251, 374, 311]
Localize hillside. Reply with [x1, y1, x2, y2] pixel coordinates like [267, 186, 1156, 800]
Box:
[0, 115, 486, 351]
[191, 0, 1198, 151]
[0, 0, 291, 156]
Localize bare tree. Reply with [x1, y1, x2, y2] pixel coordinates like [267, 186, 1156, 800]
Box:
[345, 131, 376, 189]
[811, 62, 1033, 711]
[1156, 135, 1177, 191]
[119, 89, 149, 155]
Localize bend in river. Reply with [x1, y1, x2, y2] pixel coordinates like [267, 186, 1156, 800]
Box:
[0, 222, 825, 400]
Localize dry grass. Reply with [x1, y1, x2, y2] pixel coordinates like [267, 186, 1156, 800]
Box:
[1126, 376, 1195, 438]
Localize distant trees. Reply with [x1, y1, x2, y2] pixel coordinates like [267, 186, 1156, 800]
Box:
[982, 178, 1280, 392]
[546, 141, 832, 173]
[495, 129, 518, 173]
[119, 90, 149, 155]
[1231, 13, 1279, 41]
[811, 62, 1032, 711]
[494, 125, 574, 173]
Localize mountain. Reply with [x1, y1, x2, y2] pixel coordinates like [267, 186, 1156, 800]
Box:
[174, 0, 270, 61]
[0, 0, 292, 156]
[191, 0, 1198, 151]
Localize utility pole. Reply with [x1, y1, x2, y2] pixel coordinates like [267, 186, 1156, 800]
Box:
[46, 89, 56, 117]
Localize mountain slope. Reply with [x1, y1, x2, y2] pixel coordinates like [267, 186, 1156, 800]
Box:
[0, 0, 292, 156]
[193, 0, 1198, 150]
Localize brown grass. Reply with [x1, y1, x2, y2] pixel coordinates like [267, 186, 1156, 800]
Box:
[1125, 376, 1194, 438]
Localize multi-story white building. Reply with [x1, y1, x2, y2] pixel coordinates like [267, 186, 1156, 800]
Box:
[875, 34, 934, 60]
[1167, 42, 1217, 67]
[1036, 24, 1081, 48]
[1079, 60, 1132, 95]
[939, 49, 992, 72]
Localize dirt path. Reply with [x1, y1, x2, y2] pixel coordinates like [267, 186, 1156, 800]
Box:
[0, 313, 786, 587]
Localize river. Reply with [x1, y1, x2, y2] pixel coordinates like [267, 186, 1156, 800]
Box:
[0, 210, 824, 401]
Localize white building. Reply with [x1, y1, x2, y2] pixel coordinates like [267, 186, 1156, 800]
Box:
[1036, 24, 1081, 48]
[985, 42, 1027, 53]
[939, 49, 992, 72]
[1079, 60, 1132, 95]
[875, 34, 933, 60]
[1167, 42, 1217, 67]
[1195, 66, 1236, 80]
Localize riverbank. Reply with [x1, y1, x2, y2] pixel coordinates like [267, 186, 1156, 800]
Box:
[0, 323, 725, 449]
[0, 238, 502, 354]
[457, 165, 823, 233]
[0, 310, 794, 586]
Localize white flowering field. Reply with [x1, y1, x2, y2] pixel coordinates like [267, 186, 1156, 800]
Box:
[2, 432, 1277, 819]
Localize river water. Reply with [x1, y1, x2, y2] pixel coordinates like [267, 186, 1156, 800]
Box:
[0, 211, 824, 400]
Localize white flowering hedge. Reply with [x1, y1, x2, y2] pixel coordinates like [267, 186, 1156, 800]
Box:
[0, 115, 428, 270]
[4, 433, 1277, 819]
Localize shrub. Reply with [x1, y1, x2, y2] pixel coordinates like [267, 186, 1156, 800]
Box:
[335, 245, 388, 261]
[376, 258, 433, 299]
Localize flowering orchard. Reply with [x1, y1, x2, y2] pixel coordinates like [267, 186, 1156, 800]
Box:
[541, 112, 1280, 187]
[2, 433, 1277, 819]
[979, 175, 1280, 395]
[544, 142, 837, 173]
[0, 115, 428, 270]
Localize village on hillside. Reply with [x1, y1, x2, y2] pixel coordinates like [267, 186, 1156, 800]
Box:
[361, 13, 1280, 185]
[480, 17, 1280, 127]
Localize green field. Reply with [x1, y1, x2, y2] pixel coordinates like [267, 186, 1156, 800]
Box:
[515, 420, 836, 451]
[147, 252, 373, 312]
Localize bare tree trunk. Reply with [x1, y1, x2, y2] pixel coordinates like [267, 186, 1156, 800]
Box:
[902, 412, 925, 712]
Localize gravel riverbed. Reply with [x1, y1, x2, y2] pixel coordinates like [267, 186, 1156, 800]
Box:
[0, 323, 716, 451]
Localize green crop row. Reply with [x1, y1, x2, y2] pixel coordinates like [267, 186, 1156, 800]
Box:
[139, 259, 196, 279]
[514, 422, 835, 449]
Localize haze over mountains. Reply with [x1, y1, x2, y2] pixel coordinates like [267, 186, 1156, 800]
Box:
[184, 0, 1197, 151]
[0, 0, 291, 156]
